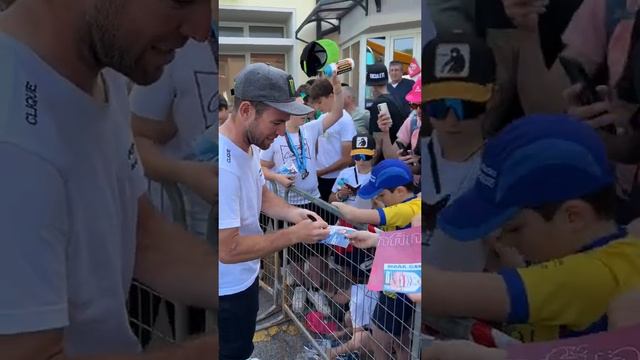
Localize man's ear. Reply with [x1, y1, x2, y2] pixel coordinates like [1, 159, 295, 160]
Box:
[236, 101, 254, 121]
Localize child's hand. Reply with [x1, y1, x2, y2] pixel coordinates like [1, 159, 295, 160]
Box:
[494, 243, 526, 268]
[336, 186, 354, 201]
[275, 173, 295, 188]
[344, 230, 379, 249]
[408, 293, 421, 303]
[377, 112, 392, 132]
[332, 202, 356, 221]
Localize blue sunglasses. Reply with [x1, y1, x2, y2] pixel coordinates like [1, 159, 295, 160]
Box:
[353, 154, 373, 161]
[425, 99, 486, 121]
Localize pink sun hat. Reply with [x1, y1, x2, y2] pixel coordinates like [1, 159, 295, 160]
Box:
[405, 75, 422, 104]
[408, 57, 421, 77]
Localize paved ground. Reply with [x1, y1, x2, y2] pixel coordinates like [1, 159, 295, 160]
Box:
[250, 287, 312, 360]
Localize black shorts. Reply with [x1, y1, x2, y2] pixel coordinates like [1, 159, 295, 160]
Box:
[218, 278, 259, 360]
[372, 292, 414, 337]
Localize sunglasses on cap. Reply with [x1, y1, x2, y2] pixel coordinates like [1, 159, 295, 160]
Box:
[353, 154, 373, 161]
[425, 99, 486, 121]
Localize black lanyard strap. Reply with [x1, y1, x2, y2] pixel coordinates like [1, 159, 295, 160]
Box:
[427, 139, 442, 195]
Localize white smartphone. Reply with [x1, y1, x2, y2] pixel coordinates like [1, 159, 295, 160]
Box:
[377, 102, 389, 116]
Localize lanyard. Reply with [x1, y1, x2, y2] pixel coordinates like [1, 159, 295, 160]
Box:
[285, 129, 307, 174]
[353, 167, 359, 185]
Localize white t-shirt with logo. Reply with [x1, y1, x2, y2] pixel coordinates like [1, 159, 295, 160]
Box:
[129, 39, 217, 236]
[0, 33, 145, 356]
[261, 120, 323, 204]
[317, 110, 356, 179]
[422, 132, 488, 272]
[331, 166, 373, 210]
[219, 134, 265, 296]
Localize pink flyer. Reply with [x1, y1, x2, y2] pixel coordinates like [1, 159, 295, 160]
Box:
[367, 226, 421, 294]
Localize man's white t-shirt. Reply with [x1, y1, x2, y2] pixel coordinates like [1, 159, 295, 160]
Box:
[0, 33, 145, 355]
[219, 134, 265, 296]
[129, 39, 218, 236]
[331, 166, 373, 210]
[422, 132, 487, 272]
[317, 110, 356, 179]
[260, 120, 323, 204]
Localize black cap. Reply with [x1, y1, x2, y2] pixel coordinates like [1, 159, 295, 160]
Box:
[366, 63, 389, 86]
[351, 134, 376, 156]
[231, 63, 314, 115]
[422, 32, 496, 102]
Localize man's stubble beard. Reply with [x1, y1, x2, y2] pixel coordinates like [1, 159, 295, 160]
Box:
[85, 0, 161, 86]
[246, 117, 269, 150]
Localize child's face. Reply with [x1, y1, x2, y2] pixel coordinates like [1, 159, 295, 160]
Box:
[312, 95, 334, 114]
[219, 108, 229, 123]
[430, 109, 483, 139]
[487, 209, 571, 264]
[376, 187, 408, 207]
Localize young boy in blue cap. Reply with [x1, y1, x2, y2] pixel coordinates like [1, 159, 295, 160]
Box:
[332, 159, 420, 359]
[422, 114, 640, 343]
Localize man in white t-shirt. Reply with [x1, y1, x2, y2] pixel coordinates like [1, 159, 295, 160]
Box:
[0, 0, 217, 359]
[129, 37, 218, 340]
[308, 78, 356, 204]
[219, 63, 331, 360]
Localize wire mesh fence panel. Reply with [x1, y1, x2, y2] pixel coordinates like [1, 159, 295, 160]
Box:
[274, 187, 421, 360]
[127, 181, 191, 347]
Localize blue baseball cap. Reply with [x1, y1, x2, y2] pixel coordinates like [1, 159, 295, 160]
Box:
[358, 159, 413, 200]
[437, 114, 614, 242]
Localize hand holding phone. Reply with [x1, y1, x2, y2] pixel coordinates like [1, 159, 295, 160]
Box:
[396, 141, 411, 156]
[377, 102, 389, 117]
[560, 56, 616, 134]
[559, 56, 601, 106]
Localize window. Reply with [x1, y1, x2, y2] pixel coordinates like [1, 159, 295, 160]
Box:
[249, 26, 285, 38]
[219, 55, 247, 108]
[250, 53, 286, 70]
[219, 26, 244, 37]
[393, 37, 415, 75]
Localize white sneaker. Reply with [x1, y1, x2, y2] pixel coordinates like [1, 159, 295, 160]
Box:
[292, 286, 306, 313]
[308, 290, 331, 315]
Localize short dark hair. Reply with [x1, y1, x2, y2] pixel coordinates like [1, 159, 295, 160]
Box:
[233, 99, 268, 117]
[308, 78, 334, 102]
[389, 182, 417, 195]
[219, 97, 228, 111]
[530, 185, 617, 222]
[389, 61, 403, 69]
[296, 84, 311, 101]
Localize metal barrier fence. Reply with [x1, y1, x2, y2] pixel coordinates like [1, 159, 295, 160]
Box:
[127, 180, 216, 348]
[258, 183, 421, 360]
